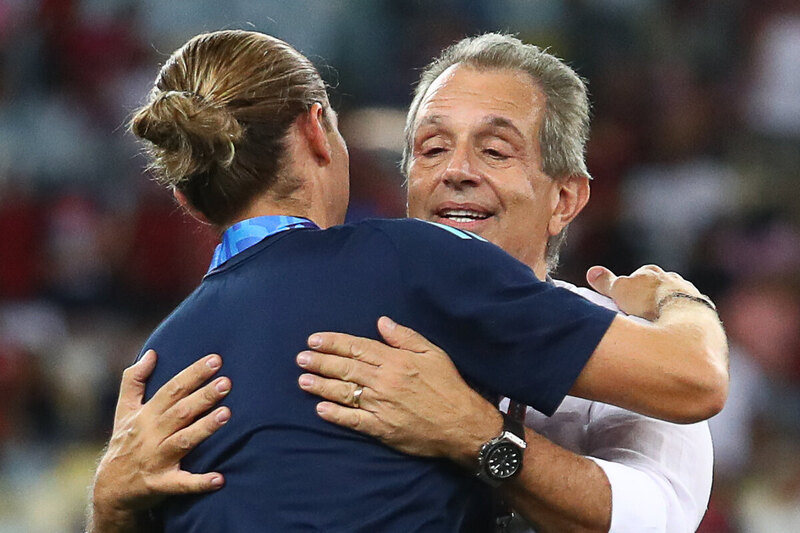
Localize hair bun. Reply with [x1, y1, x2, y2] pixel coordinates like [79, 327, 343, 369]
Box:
[131, 90, 244, 186]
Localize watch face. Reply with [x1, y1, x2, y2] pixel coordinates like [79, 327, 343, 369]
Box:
[487, 443, 522, 479]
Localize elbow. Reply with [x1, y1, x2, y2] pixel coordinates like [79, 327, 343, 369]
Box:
[676, 354, 729, 424]
[690, 368, 728, 422]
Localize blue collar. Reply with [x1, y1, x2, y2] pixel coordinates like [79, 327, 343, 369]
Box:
[207, 215, 319, 272]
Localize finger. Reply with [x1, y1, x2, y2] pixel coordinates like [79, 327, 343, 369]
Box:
[307, 332, 385, 366]
[115, 350, 158, 420]
[296, 351, 376, 387]
[298, 373, 365, 408]
[315, 401, 381, 437]
[162, 406, 231, 461]
[640, 264, 664, 274]
[586, 266, 617, 296]
[160, 376, 232, 435]
[377, 316, 435, 354]
[665, 271, 686, 282]
[149, 354, 223, 415]
[156, 470, 225, 496]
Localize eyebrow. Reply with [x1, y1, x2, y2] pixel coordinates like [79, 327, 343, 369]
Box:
[481, 115, 525, 140]
[415, 114, 525, 140]
[415, 114, 443, 130]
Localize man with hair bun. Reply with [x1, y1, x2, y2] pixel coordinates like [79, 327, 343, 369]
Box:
[88, 31, 726, 532]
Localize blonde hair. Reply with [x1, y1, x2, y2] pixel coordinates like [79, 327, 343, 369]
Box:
[131, 30, 329, 226]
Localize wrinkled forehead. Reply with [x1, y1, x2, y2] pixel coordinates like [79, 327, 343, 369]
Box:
[412, 63, 545, 139]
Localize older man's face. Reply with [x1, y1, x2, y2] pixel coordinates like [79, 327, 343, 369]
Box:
[406, 64, 562, 276]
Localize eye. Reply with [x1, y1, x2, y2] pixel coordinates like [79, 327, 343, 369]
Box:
[418, 136, 448, 158]
[423, 147, 446, 157]
[483, 148, 508, 160]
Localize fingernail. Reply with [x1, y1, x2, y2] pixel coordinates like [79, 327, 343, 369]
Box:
[210, 475, 224, 487]
[382, 316, 397, 330]
[216, 378, 231, 394]
[316, 403, 329, 414]
[141, 350, 155, 363]
[207, 355, 222, 370]
[297, 352, 311, 366]
[308, 335, 322, 348]
[216, 408, 230, 424]
[298, 374, 314, 388]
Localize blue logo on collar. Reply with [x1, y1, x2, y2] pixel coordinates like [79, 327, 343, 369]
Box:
[208, 215, 318, 272]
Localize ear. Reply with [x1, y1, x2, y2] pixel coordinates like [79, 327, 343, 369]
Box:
[173, 188, 211, 224]
[547, 174, 590, 236]
[296, 102, 332, 166]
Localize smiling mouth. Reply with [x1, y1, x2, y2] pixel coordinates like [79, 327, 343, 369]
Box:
[436, 208, 493, 223]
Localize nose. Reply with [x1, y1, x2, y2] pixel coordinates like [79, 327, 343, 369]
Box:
[442, 145, 481, 189]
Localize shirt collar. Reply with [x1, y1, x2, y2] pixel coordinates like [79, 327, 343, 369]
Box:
[207, 215, 318, 272]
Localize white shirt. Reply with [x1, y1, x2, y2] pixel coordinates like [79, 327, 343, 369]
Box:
[500, 280, 713, 532]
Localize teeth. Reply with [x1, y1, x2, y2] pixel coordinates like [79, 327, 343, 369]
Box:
[441, 209, 489, 221]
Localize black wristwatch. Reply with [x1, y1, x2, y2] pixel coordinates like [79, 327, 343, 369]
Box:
[476, 414, 527, 487]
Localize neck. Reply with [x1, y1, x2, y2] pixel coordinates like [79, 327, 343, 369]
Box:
[516, 244, 548, 280]
[532, 261, 547, 280]
[224, 195, 313, 231]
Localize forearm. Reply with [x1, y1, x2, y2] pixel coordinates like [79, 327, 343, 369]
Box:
[656, 298, 728, 390]
[433, 397, 611, 532]
[501, 427, 611, 533]
[639, 300, 728, 421]
[573, 303, 728, 423]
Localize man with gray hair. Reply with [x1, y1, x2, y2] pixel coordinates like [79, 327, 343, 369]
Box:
[298, 33, 714, 532]
[403, 32, 592, 273]
[91, 34, 717, 532]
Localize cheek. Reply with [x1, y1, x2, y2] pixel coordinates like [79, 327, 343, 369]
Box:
[503, 192, 553, 239]
[405, 173, 430, 217]
[406, 186, 424, 217]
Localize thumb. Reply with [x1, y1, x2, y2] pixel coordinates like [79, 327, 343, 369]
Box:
[586, 266, 617, 297]
[377, 316, 434, 354]
[116, 350, 157, 415]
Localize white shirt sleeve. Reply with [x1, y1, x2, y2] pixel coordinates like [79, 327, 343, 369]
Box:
[547, 279, 714, 533]
[585, 404, 713, 533]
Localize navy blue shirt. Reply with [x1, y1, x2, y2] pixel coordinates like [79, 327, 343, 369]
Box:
[142, 218, 616, 532]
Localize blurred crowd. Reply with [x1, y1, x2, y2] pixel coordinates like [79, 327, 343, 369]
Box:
[0, 1, 799, 531]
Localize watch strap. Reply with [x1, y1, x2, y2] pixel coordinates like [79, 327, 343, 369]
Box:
[503, 409, 525, 442]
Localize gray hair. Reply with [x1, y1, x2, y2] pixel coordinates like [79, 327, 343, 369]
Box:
[402, 33, 592, 271]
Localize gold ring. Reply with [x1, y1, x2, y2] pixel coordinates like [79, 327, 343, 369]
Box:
[353, 386, 364, 409]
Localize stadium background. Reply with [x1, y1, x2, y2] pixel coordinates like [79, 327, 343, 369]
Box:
[0, 1, 799, 531]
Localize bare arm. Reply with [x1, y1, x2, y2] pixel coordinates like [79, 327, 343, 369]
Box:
[502, 427, 612, 533]
[87, 351, 231, 533]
